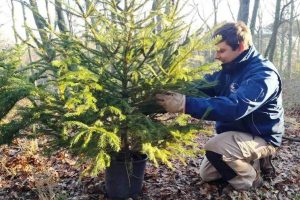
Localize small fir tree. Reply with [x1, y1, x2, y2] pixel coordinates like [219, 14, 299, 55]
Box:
[0, 46, 37, 144]
[0, 0, 218, 175]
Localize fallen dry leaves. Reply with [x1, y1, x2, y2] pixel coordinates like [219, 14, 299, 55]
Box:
[0, 115, 299, 199]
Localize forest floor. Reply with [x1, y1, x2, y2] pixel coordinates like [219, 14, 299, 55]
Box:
[0, 110, 299, 200]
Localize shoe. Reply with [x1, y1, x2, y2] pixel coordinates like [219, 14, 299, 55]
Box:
[260, 155, 276, 180]
[252, 171, 264, 189]
[207, 178, 229, 196]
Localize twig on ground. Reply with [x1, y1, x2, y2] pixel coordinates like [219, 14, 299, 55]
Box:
[283, 136, 300, 142]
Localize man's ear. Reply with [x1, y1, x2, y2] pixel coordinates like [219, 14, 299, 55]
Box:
[238, 42, 247, 52]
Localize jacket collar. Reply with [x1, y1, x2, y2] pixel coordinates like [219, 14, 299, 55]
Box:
[221, 46, 256, 73]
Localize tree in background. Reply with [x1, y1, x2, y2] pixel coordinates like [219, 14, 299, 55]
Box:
[55, 0, 68, 33]
[0, 46, 36, 144]
[237, 0, 250, 25]
[28, 0, 55, 60]
[264, 0, 293, 63]
[287, 0, 295, 79]
[250, 0, 260, 35]
[10, 0, 18, 44]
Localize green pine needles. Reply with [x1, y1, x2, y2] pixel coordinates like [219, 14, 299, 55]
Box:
[0, 0, 218, 175]
[0, 45, 36, 144]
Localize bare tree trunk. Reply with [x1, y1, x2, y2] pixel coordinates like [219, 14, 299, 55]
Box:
[212, 0, 222, 26]
[29, 0, 53, 59]
[250, 0, 260, 35]
[213, 0, 217, 26]
[257, 8, 264, 52]
[165, 0, 174, 14]
[287, 0, 294, 79]
[66, 0, 73, 34]
[28, 0, 47, 35]
[279, 26, 286, 73]
[44, 0, 54, 40]
[10, 0, 18, 44]
[264, 0, 281, 62]
[55, 0, 67, 33]
[110, 0, 120, 21]
[237, 0, 250, 25]
[211, 0, 222, 60]
[89, 1, 100, 49]
[85, 0, 91, 46]
[45, 0, 51, 25]
[226, 0, 236, 21]
[21, 2, 32, 63]
[297, 38, 300, 67]
[297, 20, 300, 65]
[152, 0, 162, 33]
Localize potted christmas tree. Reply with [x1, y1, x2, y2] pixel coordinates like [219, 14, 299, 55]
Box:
[0, 0, 218, 199]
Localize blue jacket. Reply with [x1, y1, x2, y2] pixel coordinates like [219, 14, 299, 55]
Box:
[185, 46, 284, 147]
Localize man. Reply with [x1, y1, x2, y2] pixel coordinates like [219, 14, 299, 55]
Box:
[156, 21, 284, 191]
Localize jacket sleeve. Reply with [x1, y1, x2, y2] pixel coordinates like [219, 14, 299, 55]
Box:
[185, 70, 280, 121]
[194, 72, 219, 97]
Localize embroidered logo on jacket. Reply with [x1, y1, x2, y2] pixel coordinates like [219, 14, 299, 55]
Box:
[230, 83, 239, 93]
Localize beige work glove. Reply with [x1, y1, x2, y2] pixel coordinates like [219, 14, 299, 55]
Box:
[155, 91, 186, 113]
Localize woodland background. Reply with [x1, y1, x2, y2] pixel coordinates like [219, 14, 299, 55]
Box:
[0, 0, 299, 199]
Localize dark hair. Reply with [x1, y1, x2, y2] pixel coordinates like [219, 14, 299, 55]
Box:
[213, 21, 253, 50]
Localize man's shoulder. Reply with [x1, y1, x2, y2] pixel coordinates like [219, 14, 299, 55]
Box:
[240, 60, 281, 86]
[246, 55, 279, 75]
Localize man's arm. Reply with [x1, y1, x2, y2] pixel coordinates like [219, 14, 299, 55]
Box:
[187, 72, 220, 97]
[185, 70, 280, 121]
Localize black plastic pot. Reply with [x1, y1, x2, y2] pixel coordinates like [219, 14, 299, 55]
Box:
[105, 152, 148, 199]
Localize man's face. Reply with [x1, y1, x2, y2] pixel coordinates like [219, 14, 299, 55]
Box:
[215, 41, 243, 64]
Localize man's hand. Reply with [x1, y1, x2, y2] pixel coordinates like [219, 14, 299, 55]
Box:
[155, 91, 186, 113]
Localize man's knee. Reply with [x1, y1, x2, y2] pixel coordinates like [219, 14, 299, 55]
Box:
[204, 137, 219, 152]
[204, 132, 235, 152]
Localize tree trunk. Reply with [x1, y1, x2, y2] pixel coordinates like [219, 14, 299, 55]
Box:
[21, 2, 32, 63]
[297, 38, 300, 68]
[152, 0, 162, 33]
[66, 0, 73, 34]
[85, 0, 90, 46]
[264, 0, 281, 62]
[212, 0, 221, 26]
[237, 0, 250, 25]
[297, 20, 300, 65]
[44, 0, 53, 40]
[165, 0, 174, 14]
[45, 0, 51, 25]
[29, 0, 54, 60]
[10, 0, 18, 44]
[279, 26, 286, 73]
[55, 0, 67, 33]
[226, 0, 236, 21]
[256, 7, 263, 52]
[286, 0, 294, 79]
[250, 0, 260, 35]
[88, 1, 100, 49]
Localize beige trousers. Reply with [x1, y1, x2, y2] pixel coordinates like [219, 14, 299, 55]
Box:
[200, 131, 276, 190]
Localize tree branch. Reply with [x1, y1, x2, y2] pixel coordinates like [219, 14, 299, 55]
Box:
[283, 136, 300, 142]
